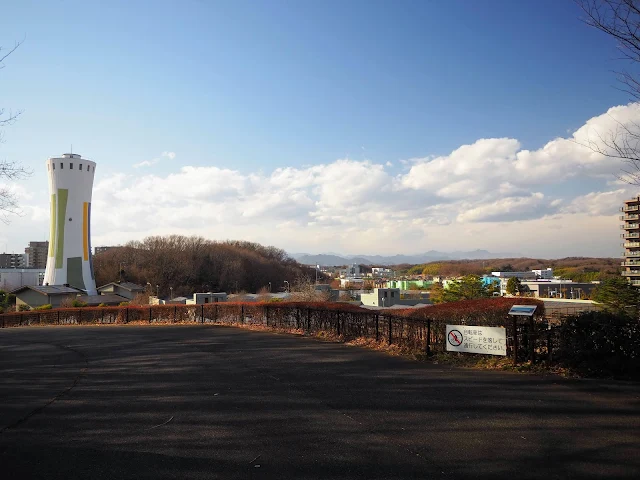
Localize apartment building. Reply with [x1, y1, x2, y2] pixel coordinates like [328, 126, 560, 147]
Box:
[25, 241, 49, 269]
[0, 253, 26, 269]
[621, 196, 640, 286]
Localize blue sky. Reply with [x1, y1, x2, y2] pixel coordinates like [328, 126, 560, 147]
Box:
[1, 0, 637, 257]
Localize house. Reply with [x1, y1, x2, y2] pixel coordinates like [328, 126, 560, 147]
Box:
[97, 282, 145, 300]
[185, 292, 228, 304]
[360, 288, 401, 307]
[360, 288, 431, 308]
[11, 285, 83, 309]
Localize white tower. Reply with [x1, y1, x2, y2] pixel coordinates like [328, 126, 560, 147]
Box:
[43, 153, 98, 295]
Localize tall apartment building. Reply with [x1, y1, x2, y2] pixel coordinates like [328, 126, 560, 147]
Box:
[621, 196, 640, 286]
[0, 253, 26, 268]
[25, 241, 49, 269]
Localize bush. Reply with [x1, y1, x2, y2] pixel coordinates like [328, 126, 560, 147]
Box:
[119, 301, 130, 306]
[34, 304, 53, 310]
[71, 299, 88, 308]
[17, 304, 30, 311]
[555, 311, 640, 378]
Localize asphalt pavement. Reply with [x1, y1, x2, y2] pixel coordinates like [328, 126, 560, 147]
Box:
[0, 325, 638, 479]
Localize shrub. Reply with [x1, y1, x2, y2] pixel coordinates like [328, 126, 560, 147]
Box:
[555, 311, 640, 378]
[119, 301, 130, 306]
[17, 304, 30, 311]
[34, 304, 53, 310]
[71, 299, 88, 308]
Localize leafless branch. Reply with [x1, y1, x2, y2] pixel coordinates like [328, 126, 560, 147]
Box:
[0, 38, 28, 223]
[574, 1, 640, 183]
[0, 39, 23, 67]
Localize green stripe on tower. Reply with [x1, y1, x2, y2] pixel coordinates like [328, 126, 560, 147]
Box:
[49, 194, 56, 257]
[55, 188, 69, 269]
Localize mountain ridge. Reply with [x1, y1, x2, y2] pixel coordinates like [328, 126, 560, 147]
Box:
[291, 250, 520, 266]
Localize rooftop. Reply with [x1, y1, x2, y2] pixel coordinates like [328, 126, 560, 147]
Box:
[97, 282, 145, 292]
[11, 285, 82, 295]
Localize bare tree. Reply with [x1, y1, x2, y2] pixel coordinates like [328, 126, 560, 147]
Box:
[575, 1, 640, 184]
[1, 39, 29, 222]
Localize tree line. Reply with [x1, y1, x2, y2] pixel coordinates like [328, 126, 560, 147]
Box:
[399, 257, 620, 281]
[93, 235, 317, 298]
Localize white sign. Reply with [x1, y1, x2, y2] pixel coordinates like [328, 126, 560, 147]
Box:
[446, 324, 507, 356]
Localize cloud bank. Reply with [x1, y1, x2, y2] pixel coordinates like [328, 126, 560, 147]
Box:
[8, 104, 640, 257]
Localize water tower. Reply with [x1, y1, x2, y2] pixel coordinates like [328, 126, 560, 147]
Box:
[43, 153, 98, 295]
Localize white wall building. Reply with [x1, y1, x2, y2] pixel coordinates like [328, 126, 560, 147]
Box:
[371, 267, 393, 277]
[532, 268, 554, 279]
[43, 153, 98, 295]
[361, 288, 401, 307]
[1, 268, 45, 291]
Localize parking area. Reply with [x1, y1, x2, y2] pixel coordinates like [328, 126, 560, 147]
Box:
[1, 325, 638, 479]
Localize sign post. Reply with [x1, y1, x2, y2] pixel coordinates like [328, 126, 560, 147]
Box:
[508, 305, 537, 365]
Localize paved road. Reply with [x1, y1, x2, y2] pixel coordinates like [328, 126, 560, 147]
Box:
[0, 325, 638, 479]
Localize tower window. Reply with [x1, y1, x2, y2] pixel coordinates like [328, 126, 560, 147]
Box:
[70, 163, 73, 169]
[52, 163, 55, 170]
[60, 163, 63, 169]
[79, 164, 82, 170]
[86, 164, 90, 171]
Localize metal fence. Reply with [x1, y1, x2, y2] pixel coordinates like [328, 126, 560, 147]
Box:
[0, 303, 539, 361]
[1, 303, 637, 376]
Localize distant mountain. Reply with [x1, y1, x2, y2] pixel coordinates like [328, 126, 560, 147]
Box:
[292, 250, 519, 266]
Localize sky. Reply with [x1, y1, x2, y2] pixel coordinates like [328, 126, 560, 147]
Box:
[1, 0, 639, 258]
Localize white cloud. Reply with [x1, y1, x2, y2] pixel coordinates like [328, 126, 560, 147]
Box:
[133, 151, 176, 168]
[562, 188, 633, 216]
[7, 103, 640, 257]
[85, 103, 640, 255]
[456, 193, 547, 223]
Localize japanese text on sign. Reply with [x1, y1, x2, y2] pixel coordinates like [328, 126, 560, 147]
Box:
[446, 324, 507, 356]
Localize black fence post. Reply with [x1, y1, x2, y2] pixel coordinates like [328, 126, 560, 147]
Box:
[512, 317, 518, 366]
[125, 307, 129, 324]
[528, 315, 535, 363]
[241, 304, 244, 324]
[78, 309, 82, 324]
[307, 308, 311, 331]
[547, 324, 553, 363]
[336, 311, 341, 336]
[149, 306, 152, 324]
[214, 304, 218, 323]
[173, 305, 177, 323]
[296, 307, 300, 329]
[375, 314, 379, 342]
[57, 310, 60, 325]
[388, 316, 392, 345]
[101, 308, 104, 324]
[265, 305, 269, 326]
[426, 319, 431, 356]
[201, 304, 204, 323]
